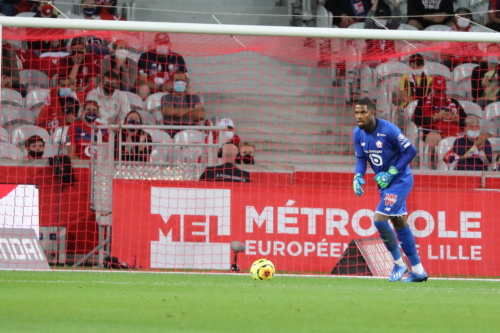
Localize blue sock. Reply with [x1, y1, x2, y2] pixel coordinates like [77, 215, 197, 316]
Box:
[396, 225, 421, 266]
[374, 221, 401, 261]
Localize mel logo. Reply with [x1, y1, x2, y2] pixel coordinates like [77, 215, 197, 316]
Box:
[384, 193, 398, 206]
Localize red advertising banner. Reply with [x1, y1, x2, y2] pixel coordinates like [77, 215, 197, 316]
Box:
[112, 179, 500, 277]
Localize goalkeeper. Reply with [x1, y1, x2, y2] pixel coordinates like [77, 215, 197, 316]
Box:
[352, 98, 428, 283]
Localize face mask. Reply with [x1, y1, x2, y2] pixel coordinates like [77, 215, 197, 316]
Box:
[115, 49, 129, 59]
[242, 154, 254, 165]
[59, 87, 72, 97]
[83, 7, 96, 16]
[127, 119, 139, 132]
[467, 130, 480, 138]
[375, 19, 387, 28]
[486, 56, 498, 64]
[156, 46, 170, 55]
[174, 81, 186, 93]
[102, 84, 117, 95]
[28, 150, 44, 159]
[41, 4, 54, 16]
[84, 112, 98, 123]
[224, 131, 234, 140]
[457, 17, 470, 28]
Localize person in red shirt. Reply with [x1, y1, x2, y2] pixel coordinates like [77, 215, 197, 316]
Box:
[66, 101, 109, 160]
[412, 76, 468, 166]
[36, 74, 80, 134]
[97, 0, 126, 20]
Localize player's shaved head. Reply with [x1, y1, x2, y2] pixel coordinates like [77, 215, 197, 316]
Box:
[222, 143, 239, 161]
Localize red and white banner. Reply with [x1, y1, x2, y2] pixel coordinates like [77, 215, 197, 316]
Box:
[0, 184, 40, 236]
[112, 180, 500, 277]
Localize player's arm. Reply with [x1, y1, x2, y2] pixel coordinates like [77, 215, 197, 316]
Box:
[352, 133, 367, 197]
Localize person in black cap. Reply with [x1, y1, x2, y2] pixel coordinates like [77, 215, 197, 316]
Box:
[199, 143, 251, 182]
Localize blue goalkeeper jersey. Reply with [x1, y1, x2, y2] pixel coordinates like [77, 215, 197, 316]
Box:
[353, 119, 413, 183]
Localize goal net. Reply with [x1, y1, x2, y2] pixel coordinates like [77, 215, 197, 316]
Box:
[0, 21, 499, 278]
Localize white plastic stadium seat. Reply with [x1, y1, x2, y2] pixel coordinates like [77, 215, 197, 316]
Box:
[145, 129, 174, 163]
[437, 137, 458, 171]
[459, 100, 483, 119]
[485, 102, 500, 120]
[347, 22, 365, 29]
[316, 5, 332, 28]
[122, 91, 144, 111]
[424, 62, 451, 80]
[0, 127, 8, 143]
[25, 88, 50, 117]
[451, 63, 478, 100]
[52, 126, 70, 155]
[1, 88, 23, 107]
[16, 12, 36, 17]
[136, 110, 156, 126]
[145, 93, 167, 112]
[1, 107, 35, 128]
[144, 129, 172, 143]
[173, 130, 206, 163]
[0, 142, 22, 159]
[424, 25, 451, 32]
[19, 70, 50, 89]
[11, 125, 51, 147]
[398, 24, 418, 31]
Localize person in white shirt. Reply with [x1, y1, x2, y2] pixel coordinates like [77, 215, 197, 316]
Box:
[86, 71, 130, 124]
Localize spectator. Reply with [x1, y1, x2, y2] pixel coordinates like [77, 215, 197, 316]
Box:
[237, 141, 256, 165]
[362, 0, 401, 65]
[97, 0, 125, 20]
[214, 118, 241, 146]
[114, 111, 152, 162]
[199, 143, 251, 182]
[412, 76, 468, 166]
[66, 101, 109, 160]
[33, 1, 58, 18]
[1, 0, 19, 16]
[2, 68, 28, 98]
[86, 70, 130, 124]
[399, 53, 432, 108]
[2, 44, 22, 90]
[78, 0, 99, 20]
[445, 117, 492, 171]
[324, 0, 371, 27]
[441, 8, 481, 70]
[137, 33, 187, 99]
[487, 0, 500, 32]
[14, 0, 32, 14]
[101, 39, 137, 93]
[25, 135, 45, 159]
[471, 44, 500, 107]
[407, 0, 454, 30]
[161, 70, 205, 138]
[36, 74, 80, 133]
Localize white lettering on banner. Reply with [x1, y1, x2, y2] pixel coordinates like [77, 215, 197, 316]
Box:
[150, 188, 231, 269]
[245, 206, 274, 233]
[407, 210, 435, 237]
[438, 211, 458, 238]
[277, 206, 299, 234]
[427, 245, 482, 260]
[245, 240, 349, 258]
[301, 208, 323, 235]
[325, 209, 349, 236]
[0, 237, 44, 261]
[0, 238, 13, 260]
[10, 238, 26, 260]
[21, 238, 40, 260]
[351, 209, 377, 237]
[460, 212, 482, 238]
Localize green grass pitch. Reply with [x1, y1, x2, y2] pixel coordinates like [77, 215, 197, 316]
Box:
[1, 271, 499, 333]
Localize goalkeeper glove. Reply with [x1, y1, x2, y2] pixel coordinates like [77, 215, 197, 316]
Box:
[353, 173, 366, 197]
[374, 166, 398, 189]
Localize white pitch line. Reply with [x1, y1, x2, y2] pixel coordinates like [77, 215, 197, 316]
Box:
[1, 269, 500, 283]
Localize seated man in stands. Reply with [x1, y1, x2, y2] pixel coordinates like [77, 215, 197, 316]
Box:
[1, 68, 28, 98]
[66, 101, 109, 160]
[36, 73, 80, 133]
[199, 143, 251, 182]
[445, 117, 492, 171]
[96, 0, 126, 20]
[86, 70, 130, 124]
[25, 135, 45, 160]
[407, 0, 454, 30]
[101, 39, 137, 93]
[472, 43, 500, 107]
[137, 33, 187, 99]
[399, 53, 432, 109]
[412, 76, 467, 166]
[324, 0, 371, 27]
[215, 118, 241, 146]
[237, 141, 256, 165]
[161, 70, 205, 138]
[114, 111, 153, 162]
[78, 0, 99, 19]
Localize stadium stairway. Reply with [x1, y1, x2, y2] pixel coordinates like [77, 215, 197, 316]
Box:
[134, 0, 290, 26]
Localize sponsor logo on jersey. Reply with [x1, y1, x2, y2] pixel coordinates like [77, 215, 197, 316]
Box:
[376, 140, 383, 148]
[377, 133, 386, 136]
[384, 193, 398, 206]
[403, 142, 411, 148]
[361, 142, 365, 146]
[398, 134, 406, 141]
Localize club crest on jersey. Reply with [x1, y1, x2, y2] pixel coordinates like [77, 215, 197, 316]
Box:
[384, 193, 398, 206]
[398, 134, 406, 142]
[376, 140, 383, 148]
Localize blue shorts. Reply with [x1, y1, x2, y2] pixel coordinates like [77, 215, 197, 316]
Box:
[375, 179, 413, 217]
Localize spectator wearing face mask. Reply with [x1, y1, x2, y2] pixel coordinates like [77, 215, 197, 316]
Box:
[86, 70, 130, 124]
[412, 76, 468, 166]
[236, 141, 256, 165]
[78, 0, 100, 20]
[25, 135, 45, 160]
[33, 1, 58, 18]
[114, 111, 152, 162]
[362, 0, 401, 65]
[96, 0, 126, 20]
[36, 74, 80, 133]
[137, 33, 187, 99]
[161, 70, 205, 138]
[214, 118, 241, 146]
[324, 0, 372, 28]
[399, 53, 433, 108]
[444, 117, 492, 171]
[471, 43, 500, 107]
[101, 39, 137, 93]
[441, 8, 482, 70]
[1, 68, 28, 98]
[66, 101, 109, 160]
